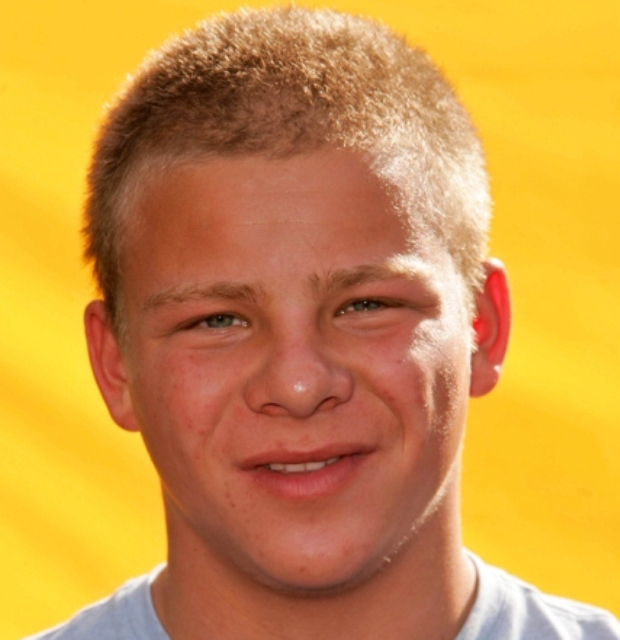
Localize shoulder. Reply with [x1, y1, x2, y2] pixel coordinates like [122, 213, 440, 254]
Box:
[459, 553, 620, 640]
[22, 566, 168, 640]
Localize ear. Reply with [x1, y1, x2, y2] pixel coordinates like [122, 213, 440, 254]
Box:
[84, 300, 140, 431]
[470, 259, 511, 398]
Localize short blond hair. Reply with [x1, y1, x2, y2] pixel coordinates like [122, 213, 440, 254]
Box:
[84, 6, 490, 335]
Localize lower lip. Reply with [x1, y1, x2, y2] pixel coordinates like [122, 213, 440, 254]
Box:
[246, 454, 368, 500]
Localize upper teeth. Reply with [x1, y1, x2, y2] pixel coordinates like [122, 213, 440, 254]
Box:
[266, 457, 340, 473]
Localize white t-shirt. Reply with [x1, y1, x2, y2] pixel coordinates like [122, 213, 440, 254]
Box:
[24, 554, 620, 639]
[457, 555, 620, 639]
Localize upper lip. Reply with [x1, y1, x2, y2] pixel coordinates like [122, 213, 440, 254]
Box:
[240, 443, 374, 470]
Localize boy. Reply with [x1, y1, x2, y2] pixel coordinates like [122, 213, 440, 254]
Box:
[28, 6, 620, 640]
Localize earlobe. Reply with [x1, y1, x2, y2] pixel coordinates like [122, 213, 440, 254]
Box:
[84, 301, 140, 431]
[469, 259, 511, 398]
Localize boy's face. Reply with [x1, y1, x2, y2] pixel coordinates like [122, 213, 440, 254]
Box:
[92, 149, 479, 592]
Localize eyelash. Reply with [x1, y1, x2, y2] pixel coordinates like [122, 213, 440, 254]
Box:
[337, 298, 402, 315]
[185, 313, 249, 330]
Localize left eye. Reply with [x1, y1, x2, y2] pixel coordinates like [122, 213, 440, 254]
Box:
[339, 299, 386, 314]
[201, 314, 247, 329]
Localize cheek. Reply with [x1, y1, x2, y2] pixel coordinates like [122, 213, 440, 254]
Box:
[129, 350, 235, 460]
[429, 357, 470, 443]
[367, 322, 471, 437]
[410, 332, 472, 448]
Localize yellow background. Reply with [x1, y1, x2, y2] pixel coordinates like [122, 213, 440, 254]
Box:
[2, 0, 619, 636]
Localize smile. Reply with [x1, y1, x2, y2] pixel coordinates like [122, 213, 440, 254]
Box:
[265, 457, 340, 473]
[245, 449, 372, 500]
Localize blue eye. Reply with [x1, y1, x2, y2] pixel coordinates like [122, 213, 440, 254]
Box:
[340, 299, 386, 314]
[351, 300, 383, 311]
[203, 314, 245, 328]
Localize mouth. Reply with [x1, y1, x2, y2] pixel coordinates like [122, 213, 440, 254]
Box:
[242, 447, 371, 500]
[242, 443, 371, 472]
[263, 456, 341, 474]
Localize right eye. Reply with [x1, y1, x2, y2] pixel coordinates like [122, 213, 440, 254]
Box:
[181, 313, 249, 331]
[200, 314, 248, 329]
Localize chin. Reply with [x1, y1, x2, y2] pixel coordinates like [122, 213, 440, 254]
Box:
[238, 537, 398, 598]
[251, 562, 385, 598]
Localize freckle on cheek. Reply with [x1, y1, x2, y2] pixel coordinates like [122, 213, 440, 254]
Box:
[224, 490, 236, 509]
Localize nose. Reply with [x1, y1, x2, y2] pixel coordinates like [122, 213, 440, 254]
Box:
[243, 329, 354, 418]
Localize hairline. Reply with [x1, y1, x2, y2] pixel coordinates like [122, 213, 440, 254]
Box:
[85, 8, 491, 344]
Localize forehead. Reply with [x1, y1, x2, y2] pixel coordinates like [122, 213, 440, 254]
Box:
[121, 149, 455, 308]
[130, 148, 433, 249]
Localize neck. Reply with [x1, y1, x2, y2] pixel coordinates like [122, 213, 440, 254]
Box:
[152, 481, 476, 640]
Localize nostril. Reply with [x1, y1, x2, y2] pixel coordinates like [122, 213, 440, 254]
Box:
[255, 395, 342, 418]
[260, 403, 293, 417]
[317, 396, 340, 412]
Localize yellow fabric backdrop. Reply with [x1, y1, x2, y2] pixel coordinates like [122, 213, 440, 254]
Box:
[2, 0, 619, 636]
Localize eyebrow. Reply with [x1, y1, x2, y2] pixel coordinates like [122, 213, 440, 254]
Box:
[142, 257, 432, 312]
[142, 281, 267, 311]
[310, 258, 433, 298]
